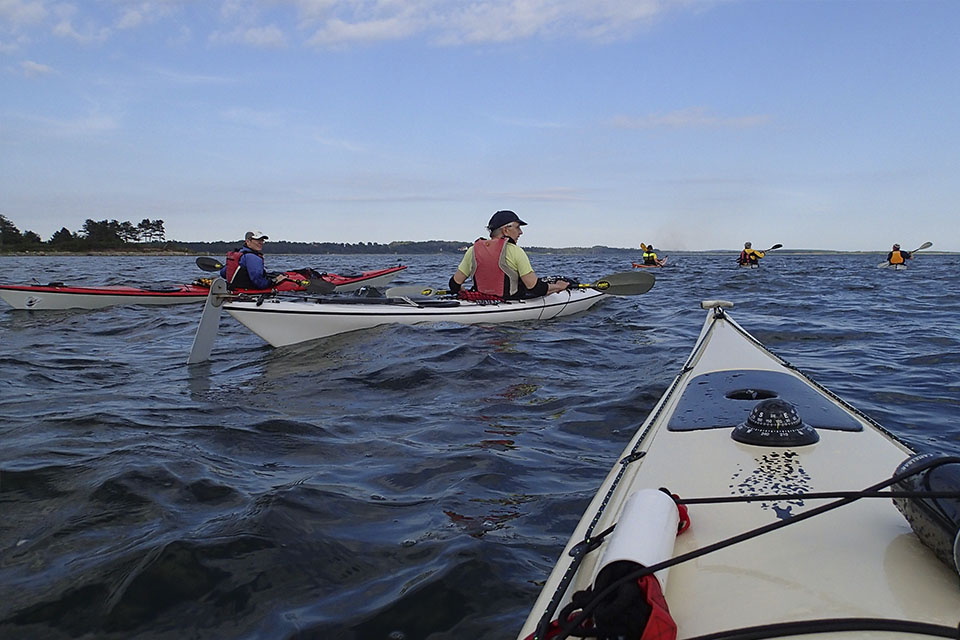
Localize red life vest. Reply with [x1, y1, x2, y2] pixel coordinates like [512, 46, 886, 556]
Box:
[223, 247, 266, 290]
[224, 250, 243, 284]
[472, 237, 512, 297]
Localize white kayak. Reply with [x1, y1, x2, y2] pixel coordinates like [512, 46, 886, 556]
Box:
[519, 301, 960, 640]
[0, 282, 210, 310]
[224, 288, 607, 347]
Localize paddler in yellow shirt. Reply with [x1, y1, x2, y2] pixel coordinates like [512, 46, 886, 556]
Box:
[642, 244, 666, 266]
[448, 210, 570, 300]
[738, 241, 765, 267]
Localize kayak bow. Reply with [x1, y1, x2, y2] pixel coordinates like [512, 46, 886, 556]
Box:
[519, 301, 960, 640]
[0, 283, 210, 310]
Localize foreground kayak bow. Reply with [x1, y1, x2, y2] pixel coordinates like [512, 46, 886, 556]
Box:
[519, 300, 960, 640]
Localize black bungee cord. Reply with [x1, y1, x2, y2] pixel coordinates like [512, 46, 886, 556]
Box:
[535, 455, 960, 640]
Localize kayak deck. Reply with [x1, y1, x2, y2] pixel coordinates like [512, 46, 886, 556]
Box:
[519, 302, 960, 639]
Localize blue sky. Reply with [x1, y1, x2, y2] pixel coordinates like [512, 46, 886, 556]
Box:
[2, 0, 958, 250]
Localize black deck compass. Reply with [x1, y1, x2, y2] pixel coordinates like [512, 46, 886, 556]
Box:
[732, 398, 820, 446]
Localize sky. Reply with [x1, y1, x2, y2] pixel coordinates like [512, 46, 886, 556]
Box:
[1, 0, 958, 251]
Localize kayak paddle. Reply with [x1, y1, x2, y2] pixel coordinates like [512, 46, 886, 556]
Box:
[301, 279, 336, 294]
[195, 256, 334, 293]
[385, 285, 443, 298]
[876, 241, 932, 268]
[580, 271, 655, 295]
[196, 256, 224, 272]
[386, 271, 655, 299]
[764, 243, 783, 252]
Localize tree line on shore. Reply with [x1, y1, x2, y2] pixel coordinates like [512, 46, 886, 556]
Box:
[0, 214, 167, 252]
[0, 214, 625, 255]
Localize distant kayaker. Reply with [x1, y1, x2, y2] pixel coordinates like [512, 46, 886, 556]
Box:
[220, 231, 288, 290]
[886, 243, 913, 266]
[642, 244, 666, 266]
[738, 242, 765, 267]
[448, 210, 570, 300]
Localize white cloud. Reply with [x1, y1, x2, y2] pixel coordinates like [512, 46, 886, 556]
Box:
[0, 1, 715, 50]
[114, 1, 179, 30]
[0, 0, 48, 27]
[610, 107, 772, 129]
[116, 8, 145, 29]
[294, 0, 692, 47]
[51, 3, 110, 44]
[0, 37, 26, 53]
[210, 24, 287, 48]
[312, 132, 366, 153]
[4, 110, 119, 136]
[307, 15, 418, 46]
[20, 58, 53, 76]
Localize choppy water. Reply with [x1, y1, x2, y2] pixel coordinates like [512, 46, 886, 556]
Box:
[1, 251, 958, 639]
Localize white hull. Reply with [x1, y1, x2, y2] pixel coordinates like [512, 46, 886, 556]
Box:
[224, 289, 606, 347]
[0, 287, 206, 310]
[519, 302, 960, 639]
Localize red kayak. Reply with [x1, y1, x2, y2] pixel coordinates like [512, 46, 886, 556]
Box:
[0, 265, 407, 310]
[632, 256, 668, 268]
[207, 265, 407, 295]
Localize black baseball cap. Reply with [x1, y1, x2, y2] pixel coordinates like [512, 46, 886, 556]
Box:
[487, 210, 527, 231]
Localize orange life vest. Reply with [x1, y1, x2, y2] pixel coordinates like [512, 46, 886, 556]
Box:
[890, 250, 905, 264]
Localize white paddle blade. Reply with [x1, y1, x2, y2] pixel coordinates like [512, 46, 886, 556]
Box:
[386, 285, 422, 298]
[187, 278, 227, 364]
[386, 285, 440, 298]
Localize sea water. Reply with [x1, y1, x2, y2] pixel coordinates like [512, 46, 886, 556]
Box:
[1, 252, 958, 639]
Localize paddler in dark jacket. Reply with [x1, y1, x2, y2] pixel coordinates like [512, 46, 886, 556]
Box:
[886, 243, 912, 266]
[220, 230, 288, 290]
[448, 210, 570, 300]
